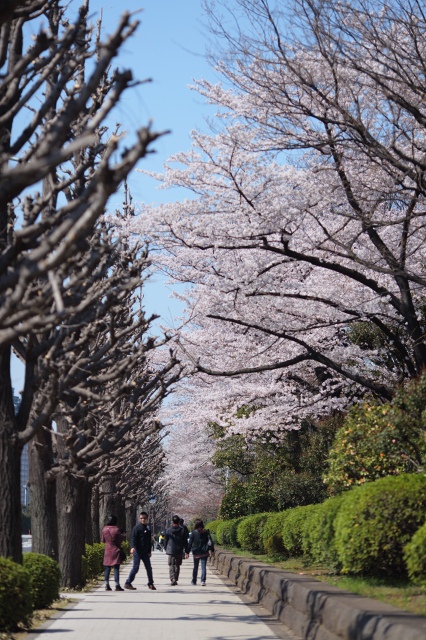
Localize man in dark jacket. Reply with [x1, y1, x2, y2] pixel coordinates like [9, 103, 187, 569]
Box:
[164, 514, 189, 586]
[124, 512, 156, 590]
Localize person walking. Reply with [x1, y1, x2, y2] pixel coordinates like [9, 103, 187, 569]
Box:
[164, 514, 189, 586]
[101, 515, 124, 592]
[124, 511, 156, 591]
[187, 519, 214, 586]
[158, 531, 165, 551]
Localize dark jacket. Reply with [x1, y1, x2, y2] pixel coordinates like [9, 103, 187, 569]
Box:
[164, 524, 188, 556]
[101, 525, 123, 566]
[130, 522, 152, 555]
[187, 528, 214, 558]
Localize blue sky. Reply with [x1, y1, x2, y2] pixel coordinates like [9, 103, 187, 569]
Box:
[92, 0, 218, 322]
[93, 0, 217, 201]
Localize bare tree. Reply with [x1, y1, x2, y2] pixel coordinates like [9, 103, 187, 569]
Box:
[25, 221, 182, 585]
[0, 0, 171, 562]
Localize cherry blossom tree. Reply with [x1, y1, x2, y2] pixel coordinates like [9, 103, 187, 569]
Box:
[130, 0, 426, 443]
[158, 385, 223, 521]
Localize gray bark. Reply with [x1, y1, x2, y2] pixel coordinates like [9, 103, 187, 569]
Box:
[28, 426, 58, 559]
[56, 472, 89, 588]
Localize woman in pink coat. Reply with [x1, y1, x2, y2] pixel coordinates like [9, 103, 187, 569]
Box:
[101, 515, 124, 591]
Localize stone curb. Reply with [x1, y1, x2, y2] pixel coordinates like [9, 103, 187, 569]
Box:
[211, 549, 426, 640]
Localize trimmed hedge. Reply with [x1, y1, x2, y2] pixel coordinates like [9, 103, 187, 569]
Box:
[0, 557, 33, 630]
[215, 521, 226, 546]
[262, 511, 289, 556]
[23, 553, 61, 609]
[82, 543, 105, 582]
[236, 512, 271, 553]
[307, 495, 344, 570]
[205, 520, 221, 544]
[121, 540, 130, 558]
[210, 473, 426, 583]
[216, 518, 243, 547]
[404, 521, 426, 586]
[335, 474, 426, 576]
[281, 504, 319, 558]
[299, 503, 324, 559]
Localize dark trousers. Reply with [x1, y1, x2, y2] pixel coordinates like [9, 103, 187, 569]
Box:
[168, 554, 182, 583]
[126, 549, 154, 585]
[104, 564, 119, 584]
[192, 555, 207, 583]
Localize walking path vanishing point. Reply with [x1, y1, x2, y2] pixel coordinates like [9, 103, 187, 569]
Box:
[29, 550, 297, 640]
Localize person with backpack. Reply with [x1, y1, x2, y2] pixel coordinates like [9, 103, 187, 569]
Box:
[187, 519, 214, 586]
[164, 514, 189, 586]
[158, 531, 165, 551]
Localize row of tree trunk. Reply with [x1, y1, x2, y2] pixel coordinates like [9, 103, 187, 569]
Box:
[0, 1, 183, 576]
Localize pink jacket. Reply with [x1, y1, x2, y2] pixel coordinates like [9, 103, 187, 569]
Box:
[101, 525, 123, 566]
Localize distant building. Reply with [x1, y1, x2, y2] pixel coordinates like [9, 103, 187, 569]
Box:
[21, 444, 29, 506]
[13, 389, 28, 506]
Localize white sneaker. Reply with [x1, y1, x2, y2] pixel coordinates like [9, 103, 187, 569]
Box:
[201, 581, 206, 586]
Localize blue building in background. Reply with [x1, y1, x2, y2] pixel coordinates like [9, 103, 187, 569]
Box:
[21, 444, 29, 506]
[13, 389, 29, 506]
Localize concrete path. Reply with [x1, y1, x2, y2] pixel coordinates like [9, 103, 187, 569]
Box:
[29, 550, 296, 640]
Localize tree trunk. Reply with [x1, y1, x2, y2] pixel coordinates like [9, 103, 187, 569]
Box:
[0, 345, 23, 562]
[28, 426, 58, 559]
[125, 501, 136, 540]
[85, 483, 93, 545]
[91, 484, 100, 543]
[99, 476, 117, 531]
[115, 494, 126, 533]
[56, 472, 89, 588]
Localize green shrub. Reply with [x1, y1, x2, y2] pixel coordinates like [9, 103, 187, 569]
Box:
[245, 479, 279, 514]
[299, 503, 324, 558]
[206, 519, 221, 533]
[82, 543, 105, 582]
[23, 553, 60, 609]
[307, 495, 344, 570]
[219, 480, 250, 519]
[390, 373, 426, 448]
[324, 377, 426, 495]
[220, 518, 244, 547]
[281, 504, 319, 558]
[121, 540, 130, 558]
[205, 519, 221, 544]
[335, 474, 426, 576]
[275, 472, 328, 509]
[215, 521, 225, 545]
[0, 557, 33, 630]
[262, 511, 289, 556]
[404, 521, 426, 586]
[236, 513, 271, 553]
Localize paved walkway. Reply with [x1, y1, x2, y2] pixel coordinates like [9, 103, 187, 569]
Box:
[29, 551, 296, 640]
